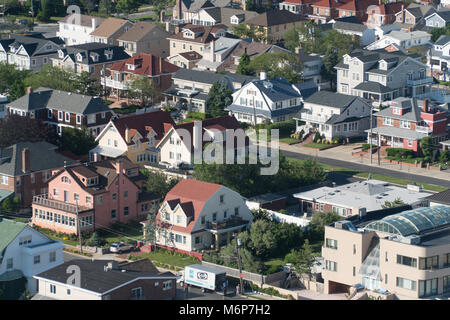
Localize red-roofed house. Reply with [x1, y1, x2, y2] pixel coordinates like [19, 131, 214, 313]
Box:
[310, 0, 349, 23]
[366, 1, 408, 27]
[156, 115, 249, 167]
[336, 0, 379, 21]
[101, 53, 180, 103]
[154, 179, 253, 251]
[90, 110, 175, 165]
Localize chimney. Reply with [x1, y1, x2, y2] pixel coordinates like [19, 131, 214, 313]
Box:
[159, 56, 163, 74]
[27, 87, 33, 95]
[260, 71, 267, 80]
[92, 18, 98, 30]
[22, 148, 30, 173]
[115, 159, 123, 175]
[107, 261, 118, 270]
[423, 99, 429, 113]
[401, 5, 405, 23]
[125, 126, 130, 143]
[210, 40, 216, 63]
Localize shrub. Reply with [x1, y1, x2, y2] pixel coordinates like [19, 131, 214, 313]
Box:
[362, 144, 377, 152]
[313, 132, 321, 143]
[266, 264, 281, 274]
[386, 148, 415, 159]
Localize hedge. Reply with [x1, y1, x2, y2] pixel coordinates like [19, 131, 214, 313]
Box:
[385, 148, 416, 159]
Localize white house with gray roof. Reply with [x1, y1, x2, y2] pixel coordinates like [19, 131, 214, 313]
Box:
[294, 91, 372, 140]
[294, 179, 430, 216]
[335, 49, 432, 103]
[0, 218, 64, 296]
[427, 35, 450, 81]
[0, 34, 64, 71]
[365, 30, 431, 50]
[6, 88, 115, 137]
[196, 36, 242, 72]
[164, 68, 255, 113]
[331, 20, 376, 46]
[225, 73, 316, 124]
[424, 10, 450, 29]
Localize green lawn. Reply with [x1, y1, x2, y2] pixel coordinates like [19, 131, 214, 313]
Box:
[279, 137, 301, 144]
[130, 249, 200, 269]
[303, 143, 334, 150]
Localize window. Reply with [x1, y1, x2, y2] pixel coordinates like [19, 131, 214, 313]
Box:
[124, 206, 129, 216]
[76, 115, 82, 124]
[124, 191, 128, 199]
[111, 209, 116, 218]
[444, 275, 450, 293]
[176, 215, 181, 224]
[34, 255, 40, 264]
[50, 284, 56, 294]
[162, 280, 172, 291]
[112, 193, 117, 201]
[61, 176, 70, 184]
[74, 193, 79, 201]
[396, 277, 416, 291]
[325, 238, 337, 250]
[195, 236, 201, 244]
[419, 279, 438, 297]
[6, 258, 13, 269]
[65, 112, 70, 122]
[131, 287, 142, 298]
[220, 195, 224, 203]
[0, 175, 8, 185]
[419, 256, 439, 270]
[67, 289, 71, 295]
[325, 260, 337, 272]
[86, 196, 92, 205]
[201, 216, 206, 224]
[400, 120, 410, 129]
[224, 210, 228, 219]
[234, 207, 239, 216]
[397, 255, 417, 268]
[97, 195, 103, 204]
[48, 109, 53, 119]
[443, 253, 450, 268]
[353, 244, 356, 255]
[58, 111, 63, 120]
[383, 117, 393, 126]
[353, 266, 356, 277]
[212, 213, 217, 221]
[50, 251, 56, 262]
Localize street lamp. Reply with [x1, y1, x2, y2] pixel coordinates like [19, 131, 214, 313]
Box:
[236, 237, 244, 295]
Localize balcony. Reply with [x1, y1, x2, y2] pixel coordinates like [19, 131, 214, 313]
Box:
[101, 78, 129, 90]
[407, 77, 433, 86]
[205, 216, 249, 233]
[416, 125, 433, 134]
[299, 111, 329, 124]
[33, 194, 92, 214]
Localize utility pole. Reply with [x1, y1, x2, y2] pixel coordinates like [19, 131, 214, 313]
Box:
[76, 200, 83, 254]
[236, 238, 244, 295]
[370, 104, 373, 165]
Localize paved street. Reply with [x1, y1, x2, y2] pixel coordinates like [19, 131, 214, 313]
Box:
[281, 143, 450, 188]
[33, 23, 58, 37]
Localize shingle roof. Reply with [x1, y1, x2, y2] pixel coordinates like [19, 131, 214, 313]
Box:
[90, 18, 131, 38]
[107, 53, 179, 76]
[425, 189, 450, 205]
[373, 97, 423, 121]
[304, 91, 359, 109]
[245, 10, 304, 27]
[0, 34, 62, 57]
[434, 35, 450, 46]
[7, 88, 111, 115]
[251, 77, 302, 102]
[117, 22, 165, 42]
[430, 10, 450, 22]
[334, 21, 367, 33]
[171, 68, 255, 86]
[34, 259, 175, 294]
[0, 141, 77, 177]
[58, 43, 130, 65]
[0, 218, 27, 255]
[354, 81, 395, 94]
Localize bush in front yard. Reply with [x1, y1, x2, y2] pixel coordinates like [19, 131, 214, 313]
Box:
[362, 144, 378, 152]
[386, 148, 416, 160]
[313, 132, 321, 143]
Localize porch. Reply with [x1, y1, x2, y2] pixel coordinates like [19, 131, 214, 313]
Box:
[205, 216, 250, 250]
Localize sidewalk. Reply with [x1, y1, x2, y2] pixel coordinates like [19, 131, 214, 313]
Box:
[280, 142, 450, 182]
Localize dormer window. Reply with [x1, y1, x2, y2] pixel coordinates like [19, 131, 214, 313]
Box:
[61, 176, 71, 184]
[77, 53, 83, 62]
[87, 177, 98, 186]
[91, 53, 99, 62]
[392, 107, 401, 115]
[59, 51, 64, 58]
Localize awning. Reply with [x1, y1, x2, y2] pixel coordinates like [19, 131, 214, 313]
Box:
[0, 190, 13, 203]
[90, 145, 125, 158]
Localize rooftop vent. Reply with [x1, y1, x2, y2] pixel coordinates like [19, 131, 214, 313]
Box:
[263, 81, 273, 89]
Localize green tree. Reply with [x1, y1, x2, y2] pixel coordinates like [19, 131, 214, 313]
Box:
[248, 220, 277, 258]
[144, 204, 161, 247]
[79, 0, 95, 13]
[0, 114, 57, 148]
[0, 63, 31, 101]
[142, 169, 180, 198]
[251, 209, 271, 222]
[236, 53, 251, 75]
[419, 136, 434, 159]
[87, 231, 104, 247]
[248, 52, 303, 83]
[440, 149, 449, 164]
[116, 0, 140, 15]
[309, 211, 341, 241]
[207, 81, 233, 117]
[289, 239, 316, 279]
[430, 26, 450, 42]
[128, 75, 162, 107]
[98, 0, 113, 15]
[321, 47, 339, 90]
[381, 198, 407, 209]
[58, 126, 97, 155]
[37, 0, 54, 22]
[232, 24, 255, 39]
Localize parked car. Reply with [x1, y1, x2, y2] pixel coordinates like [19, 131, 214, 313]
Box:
[19, 19, 28, 25]
[109, 242, 134, 253]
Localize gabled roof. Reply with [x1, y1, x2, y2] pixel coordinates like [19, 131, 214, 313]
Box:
[0, 141, 77, 177]
[354, 81, 394, 93]
[425, 189, 450, 205]
[171, 68, 255, 86]
[158, 179, 223, 233]
[168, 24, 226, 44]
[90, 18, 131, 38]
[312, 0, 346, 8]
[373, 97, 424, 122]
[337, 0, 379, 12]
[7, 87, 111, 115]
[107, 53, 179, 76]
[57, 43, 130, 65]
[0, 34, 62, 57]
[250, 77, 302, 102]
[0, 218, 27, 255]
[426, 10, 450, 22]
[34, 259, 175, 295]
[370, 2, 408, 15]
[334, 20, 367, 33]
[245, 10, 304, 27]
[117, 22, 167, 42]
[434, 35, 450, 46]
[111, 109, 175, 142]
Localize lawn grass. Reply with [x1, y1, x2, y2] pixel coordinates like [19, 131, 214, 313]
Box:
[279, 137, 300, 144]
[303, 143, 334, 150]
[131, 249, 200, 268]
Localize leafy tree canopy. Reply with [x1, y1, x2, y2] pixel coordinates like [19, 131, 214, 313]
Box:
[58, 126, 97, 155]
[207, 81, 233, 118]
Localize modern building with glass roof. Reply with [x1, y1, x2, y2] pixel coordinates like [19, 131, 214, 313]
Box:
[321, 206, 450, 299]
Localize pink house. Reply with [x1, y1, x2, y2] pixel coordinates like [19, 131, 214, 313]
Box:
[32, 157, 159, 234]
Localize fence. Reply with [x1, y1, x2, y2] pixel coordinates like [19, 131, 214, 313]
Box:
[201, 261, 286, 286]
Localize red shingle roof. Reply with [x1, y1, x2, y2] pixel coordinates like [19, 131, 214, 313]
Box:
[107, 53, 179, 76]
